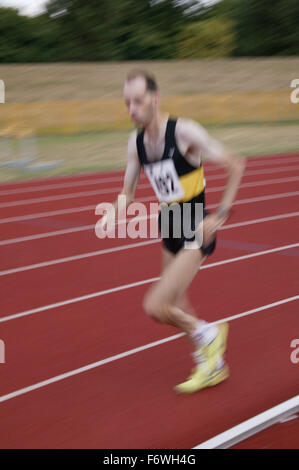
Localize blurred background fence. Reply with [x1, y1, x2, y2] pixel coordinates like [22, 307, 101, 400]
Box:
[1, 90, 298, 136]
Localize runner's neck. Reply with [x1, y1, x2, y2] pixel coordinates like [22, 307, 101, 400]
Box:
[144, 112, 169, 143]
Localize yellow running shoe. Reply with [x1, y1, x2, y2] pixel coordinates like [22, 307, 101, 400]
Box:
[194, 322, 229, 372]
[174, 363, 229, 394]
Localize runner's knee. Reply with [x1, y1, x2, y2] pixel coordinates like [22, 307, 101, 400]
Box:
[143, 294, 170, 323]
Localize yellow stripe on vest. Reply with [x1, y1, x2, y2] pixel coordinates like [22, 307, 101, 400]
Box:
[178, 166, 205, 202]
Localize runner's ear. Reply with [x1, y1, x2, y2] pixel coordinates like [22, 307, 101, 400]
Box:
[155, 90, 160, 108]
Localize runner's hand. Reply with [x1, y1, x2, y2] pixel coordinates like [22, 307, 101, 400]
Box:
[95, 209, 116, 238]
[202, 212, 227, 246]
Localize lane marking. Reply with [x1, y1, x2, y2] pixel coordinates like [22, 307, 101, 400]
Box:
[0, 174, 146, 196]
[0, 227, 298, 278]
[208, 175, 299, 193]
[0, 195, 157, 224]
[1, 243, 298, 321]
[1, 167, 299, 209]
[0, 155, 298, 196]
[0, 184, 150, 209]
[207, 163, 299, 182]
[1, 209, 299, 246]
[0, 296, 298, 404]
[1, 188, 299, 225]
[0, 240, 160, 276]
[193, 396, 299, 449]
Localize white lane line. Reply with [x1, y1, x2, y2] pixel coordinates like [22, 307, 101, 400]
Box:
[0, 277, 160, 324]
[200, 243, 299, 270]
[1, 222, 298, 280]
[0, 173, 299, 217]
[207, 163, 299, 182]
[243, 153, 298, 164]
[204, 156, 299, 174]
[240, 155, 299, 168]
[208, 175, 299, 193]
[0, 152, 297, 197]
[0, 295, 298, 404]
[0, 187, 125, 209]
[210, 190, 299, 208]
[0, 224, 95, 246]
[0, 184, 151, 209]
[1, 209, 299, 247]
[0, 204, 97, 224]
[193, 396, 299, 449]
[1, 188, 299, 225]
[0, 195, 157, 225]
[0, 175, 131, 196]
[0, 169, 125, 189]
[221, 211, 299, 230]
[0, 156, 298, 197]
[1, 227, 298, 276]
[2, 165, 299, 209]
[1, 242, 298, 321]
[0, 240, 160, 276]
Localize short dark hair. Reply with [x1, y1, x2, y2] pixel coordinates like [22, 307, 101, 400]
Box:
[126, 69, 158, 92]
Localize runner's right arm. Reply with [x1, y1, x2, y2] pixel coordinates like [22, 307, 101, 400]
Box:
[120, 129, 141, 204]
[99, 130, 141, 230]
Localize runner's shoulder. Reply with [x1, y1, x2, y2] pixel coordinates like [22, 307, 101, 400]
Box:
[127, 129, 139, 160]
[176, 117, 204, 141]
[128, 129, 138, 149]
[128, 128, 138, 143]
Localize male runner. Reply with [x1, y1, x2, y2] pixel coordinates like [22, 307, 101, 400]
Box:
[99, 70, 246, 393]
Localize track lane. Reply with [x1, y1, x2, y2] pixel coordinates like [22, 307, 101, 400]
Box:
[1, 191, 299, 272]
[0, 303, 297, 448]
[0, 151, 297, 194]
[1, 173, 299, 224]
[1, 177, 299, 248]
[0, 240, 298, 397]
[1, 202, 299, 314]
[0, 154, 297, 444]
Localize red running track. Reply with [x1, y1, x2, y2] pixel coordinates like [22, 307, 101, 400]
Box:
[0, 152, 298, 449]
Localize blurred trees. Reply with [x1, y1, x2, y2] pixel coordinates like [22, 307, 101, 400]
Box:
[0, 0, 298, 62]
[177, 18, 235, 58]
[209, 0, 299, 56]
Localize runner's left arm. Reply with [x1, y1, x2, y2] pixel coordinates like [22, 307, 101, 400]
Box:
[177, 119, 246, 243]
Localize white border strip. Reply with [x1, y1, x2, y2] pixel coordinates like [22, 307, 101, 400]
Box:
[0, 297, 298, 405]
[193, 395, 299, 449]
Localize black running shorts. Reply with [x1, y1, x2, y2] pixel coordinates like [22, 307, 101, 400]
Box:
[157, 192, 217, 256]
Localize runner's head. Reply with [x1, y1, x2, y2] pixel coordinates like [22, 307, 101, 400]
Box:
[123, 70, 159, 127]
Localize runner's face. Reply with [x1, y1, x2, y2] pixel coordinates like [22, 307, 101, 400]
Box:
[123, 77, 157, 127]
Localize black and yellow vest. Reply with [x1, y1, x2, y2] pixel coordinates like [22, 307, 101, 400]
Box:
[136, 118, 205, 204]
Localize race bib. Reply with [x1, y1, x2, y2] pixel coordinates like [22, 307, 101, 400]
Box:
[144, 159, 185, 203]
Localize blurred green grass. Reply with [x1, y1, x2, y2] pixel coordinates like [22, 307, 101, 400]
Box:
[0, 120, 298, 183]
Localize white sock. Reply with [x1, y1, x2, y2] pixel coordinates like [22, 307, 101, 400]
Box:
[191, 321, 219, 347]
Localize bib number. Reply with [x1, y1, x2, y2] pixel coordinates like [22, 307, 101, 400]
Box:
[144, 159, 184, 203]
